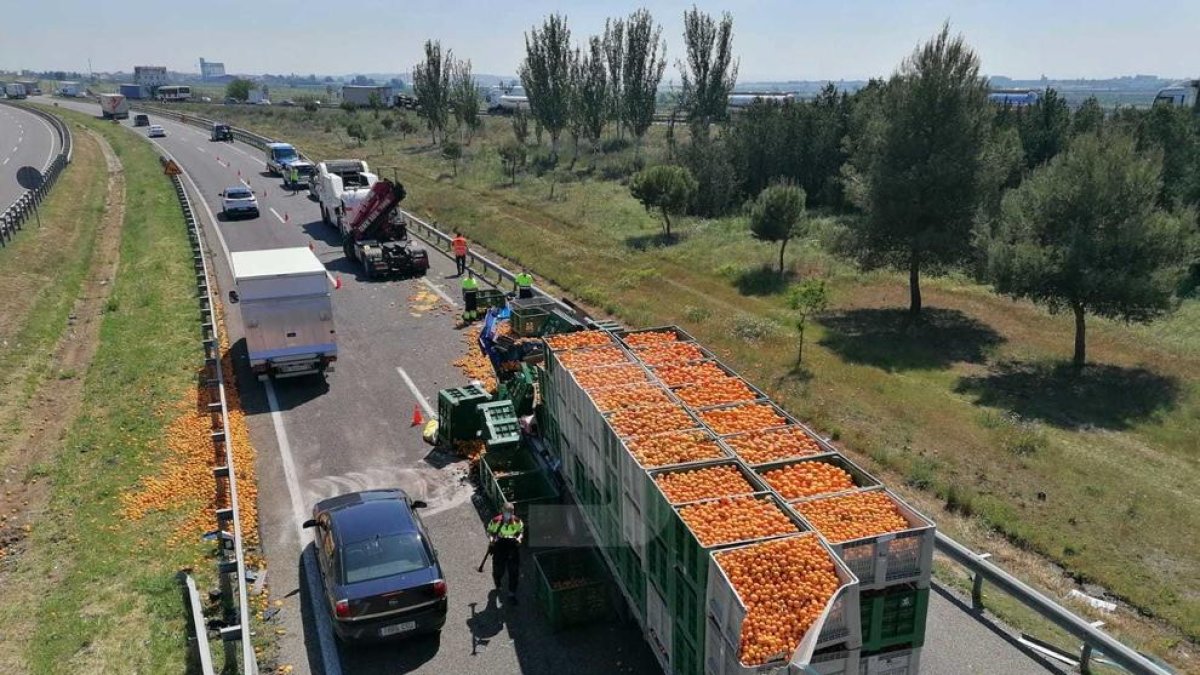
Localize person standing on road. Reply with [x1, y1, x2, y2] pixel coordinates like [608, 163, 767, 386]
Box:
[486, 502, 525, 602]
[289, 165, 300, 195]
[451, 231, 469, 276]
[461, 271, 480, 322]
[514, 270, 534, 299]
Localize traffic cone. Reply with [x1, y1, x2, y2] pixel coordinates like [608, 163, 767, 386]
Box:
[308, 241, 314, 251]
[334, 274, 342, 289]
[237, 169, 241, 178]
[411, 405, 423, 427]
[284, 212, 289, 222]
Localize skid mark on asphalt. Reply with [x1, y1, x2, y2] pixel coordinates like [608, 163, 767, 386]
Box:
[306, 467, 472, 518]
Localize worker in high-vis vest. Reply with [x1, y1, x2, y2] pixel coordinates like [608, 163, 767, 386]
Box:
[514, 270, 534, 299]
[288, 165, 300, 194]
[461, 271, 480, 321]
[486, 502, 525, 600]
[451, 231, 469, 276]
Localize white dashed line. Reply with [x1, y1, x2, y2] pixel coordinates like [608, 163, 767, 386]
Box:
[195, 146, 206, 154]
[421, 278, 458, 306]
[269, 207, 286, 223]
[2, 158, 9, 165]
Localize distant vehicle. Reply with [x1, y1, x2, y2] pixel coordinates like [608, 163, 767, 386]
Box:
[342, 85, 394, 109]
[148, 124, 166, 138]
[4, 83, 27, 100]
[220, 186, 260, 219]
[120, 83, 149, 100]
[229, 247, 337, 380]
[265, 142, 299, 175]
[727, 92, 795, 111]
[279, 99, 297, 107]
[56, 82, 83, 97]
[224, 96, 239, 105]
[211, 123, 233, 142]
[284, 160, 317, 190]
[133, 114, 150, 127]
[302, 489, 446, 643]
[98, 93, 129, 120]
[484, 85, 528, 113]
[1153, 80, 1199, 113]
[200, 96, 212, 103]
[988, 90, 1040, 107]
[157, 85, 192, 102]
[313, 159, 378, 229]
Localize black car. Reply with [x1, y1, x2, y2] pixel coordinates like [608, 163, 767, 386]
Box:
[133, 114, 150, 127]
[303, 489, 447, 643]
[211, 123, 233, 142]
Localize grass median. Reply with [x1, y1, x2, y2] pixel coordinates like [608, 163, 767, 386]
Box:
[0, 107, 212, 674]
[185, 105, 1198, 659]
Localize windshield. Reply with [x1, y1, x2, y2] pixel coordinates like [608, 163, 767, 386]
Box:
[297, 164, 316, 176]
[272, 147, 298, 161]
[225, 189, 252, 200]
[340, 532, 431, 584]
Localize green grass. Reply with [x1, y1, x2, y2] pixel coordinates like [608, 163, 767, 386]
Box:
[0, 124, 108, 453]
[179, 106, 1199, 655]
[0, 108, 209, 673]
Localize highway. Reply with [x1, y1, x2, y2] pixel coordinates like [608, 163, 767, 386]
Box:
[51, 97, 1066, 675]
[0, 101, 59, 213]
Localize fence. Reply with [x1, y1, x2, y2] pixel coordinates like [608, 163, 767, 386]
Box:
[0, 102, 73, 247]
[162, 155, 257, 675]
[133, 110, 1172, 675]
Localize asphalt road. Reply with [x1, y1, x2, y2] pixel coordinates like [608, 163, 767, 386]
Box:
[51, 98, 1066, 675]
[0, 101, 58, 213]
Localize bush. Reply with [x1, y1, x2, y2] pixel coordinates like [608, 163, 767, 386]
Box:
[340, 100, 358, 113]
[600, 137, 633, 153]
[683, 305, 711, 323]
[679, 136, 738, 217]
[598, 154, 644, 181]
[381, 116, 395, 131]
[345, 121, 367, 144]
[529, 148, 559, 176]
[730, 313, 779, 342]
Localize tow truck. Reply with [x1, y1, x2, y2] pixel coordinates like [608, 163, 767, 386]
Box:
[340, 180, 429, 280]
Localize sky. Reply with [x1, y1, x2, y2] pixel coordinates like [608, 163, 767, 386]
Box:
[3, 0, 1198, 81]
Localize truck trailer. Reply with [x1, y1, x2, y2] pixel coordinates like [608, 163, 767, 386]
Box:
[98, 93, 129, 119]
[229, 247, 338, 380]
[4, 83, 27, 100]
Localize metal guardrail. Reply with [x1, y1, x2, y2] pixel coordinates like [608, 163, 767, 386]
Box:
[163, 155, 258, 675]
[0, 102, 72, 247]
[185, 574, 216, 675]
[131, 109, 1176, 675]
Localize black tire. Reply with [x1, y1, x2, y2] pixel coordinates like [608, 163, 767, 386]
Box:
[362, 259, 374, 281]
[342, 240, 353, 261]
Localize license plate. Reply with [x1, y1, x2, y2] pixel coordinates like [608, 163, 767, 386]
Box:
[379, 621, 416, 636]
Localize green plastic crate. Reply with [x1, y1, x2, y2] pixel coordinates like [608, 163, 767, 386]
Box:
[475, 288, 507, 309]
[615, 545, 647, 619]
[533, 548, 612, 631]
[860, 584, 929, 651]
[437, 384, 491, 441]
[673, 629, 701, 675]
[512, 306, 551, 337]
[482, 446, 539, 475]
[479, 400, 521, 447]
[483, 469, 559, 517]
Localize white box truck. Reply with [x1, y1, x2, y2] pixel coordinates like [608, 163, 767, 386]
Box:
[229, 248, 337, 380]
[99, 93, 129, 119]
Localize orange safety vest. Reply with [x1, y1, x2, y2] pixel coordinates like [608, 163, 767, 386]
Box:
[452, 236, 468, 257]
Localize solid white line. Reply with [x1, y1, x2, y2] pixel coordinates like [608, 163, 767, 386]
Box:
[29, 110, 56, 171]
[264, 381, 312, 544]
[269, 207, 286, 223]
[396, 366, 435, 417]
[421, 278, 458, 306]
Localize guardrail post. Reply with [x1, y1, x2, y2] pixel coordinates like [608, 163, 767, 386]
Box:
[971, 552, 991, 611]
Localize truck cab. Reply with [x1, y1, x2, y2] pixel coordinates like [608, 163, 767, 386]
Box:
[313, 159, 379, 228]
[265, 142, 299, 176]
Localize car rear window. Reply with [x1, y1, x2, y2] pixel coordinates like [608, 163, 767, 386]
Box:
[340, 532, 430, 584]
[225, 189, 251, 199]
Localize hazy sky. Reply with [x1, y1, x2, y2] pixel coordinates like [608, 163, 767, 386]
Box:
[4, 0, 1197, 81]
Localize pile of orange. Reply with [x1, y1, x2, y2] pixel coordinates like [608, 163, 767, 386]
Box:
[760, 461, 856, 500]
[546, 330, 614, 350]
[652, 361, 728, 387]
[725, 427, 823, 465]
[574, 364, 649, 391]
[654, 464, 757, 504]
[608, 403, 696, 438]
[628, 430, 726, 468]
[715, 535, 841, 666]
[677, 496, 798, 547]
[623, 330, 681, 346]
[794, 491, 910, 543]
[699, 403, 787, 435]
[634, 342, 705, 366]
[558, 346, 629, 369]
[675, 377, 758, 409]
[590, 384, 672, 413]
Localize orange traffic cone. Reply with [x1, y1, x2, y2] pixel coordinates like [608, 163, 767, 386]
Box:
[284, 212, 289, 222]
[411, 405, 423, 427]
[334, 274, 342, 289]
[309, 241, 314, 251]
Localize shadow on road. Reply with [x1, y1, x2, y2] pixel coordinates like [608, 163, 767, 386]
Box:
[932, 583, 1070, 674]
[954, 360, 1181, 430]
[818, 307, 1005, 371]
[300, 219, 342, 248]
[228, 338, 331, 415]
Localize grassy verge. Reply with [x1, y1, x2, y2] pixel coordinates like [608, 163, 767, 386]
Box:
[191, 106, 1198, 656]
[0, 108, 209, 673]
[0, 123, 107, 452]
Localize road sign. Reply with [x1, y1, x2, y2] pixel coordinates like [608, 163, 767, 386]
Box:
[16, 166, 44, 190]
[164, 160, 182, 176]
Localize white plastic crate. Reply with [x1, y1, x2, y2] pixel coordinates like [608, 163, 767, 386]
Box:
[647, 583, 674, 674]
[858, 647, 920, 675]
[793, 488, 935, 591]
[621, 493, 647, 554]
[706, 532, 862, 664]
[704, 617, 861, 675]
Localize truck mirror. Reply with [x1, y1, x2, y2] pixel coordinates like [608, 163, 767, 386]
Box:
[228, 290, 239, 304]
[411, 500, 429, 509]
[301, 519, 318, 529]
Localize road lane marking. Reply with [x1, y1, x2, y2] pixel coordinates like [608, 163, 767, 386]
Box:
[395, 366, 435, 417]
[269, 207, 286, 223]
[264, 381, 311, 545]
[2, 158, 8, 165]
[145, 137, 234, 271]
[195, 146, 206, 154]
[10, 146, 15, 153]
[421, 278, 458, 306]
[29, 110, 56, 170]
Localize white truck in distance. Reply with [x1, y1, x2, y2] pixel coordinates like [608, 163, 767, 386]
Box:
[313, 159, 379, 229]
[98, 93, 129, 119]
[229, 248, 337, 380]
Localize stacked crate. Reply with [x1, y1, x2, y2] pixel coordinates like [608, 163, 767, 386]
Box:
[540, 326, 934, 675]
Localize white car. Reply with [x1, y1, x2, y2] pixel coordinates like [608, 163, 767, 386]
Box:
[220, 186, 260, 219]
[148, 124, 166, 138]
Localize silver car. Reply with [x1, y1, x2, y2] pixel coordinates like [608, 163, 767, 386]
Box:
[220, 186, 259, 219]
